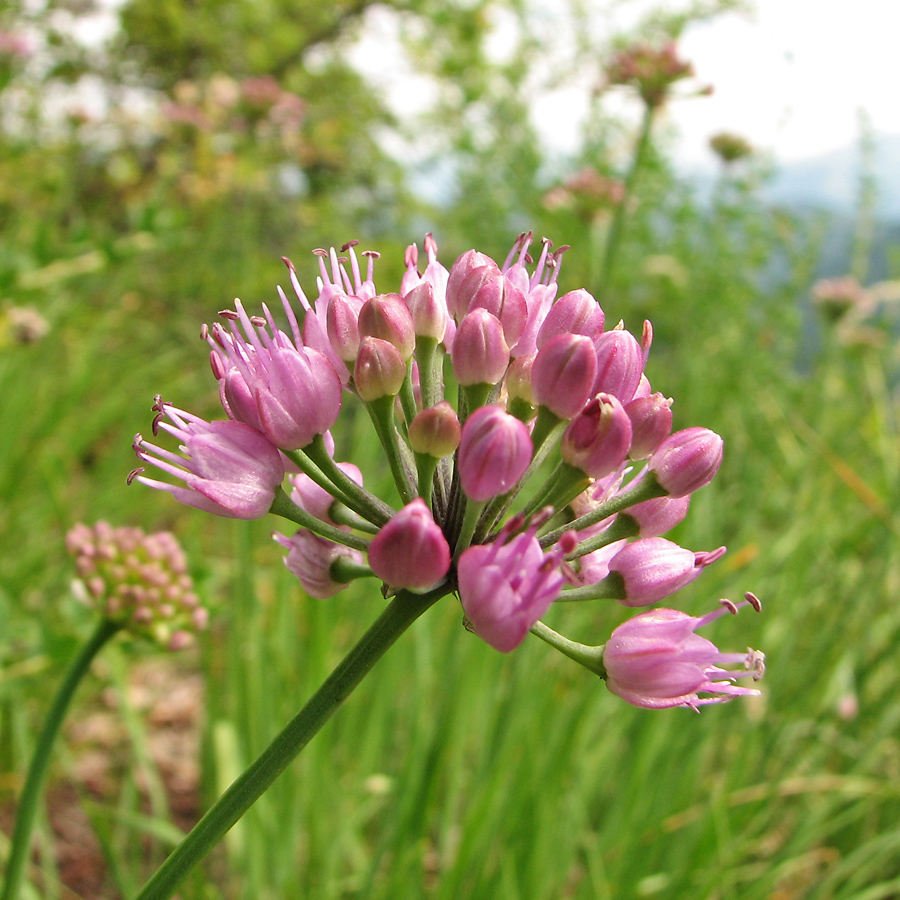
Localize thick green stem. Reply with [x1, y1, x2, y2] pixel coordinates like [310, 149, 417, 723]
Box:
[1, 617, 121, 900]
[132, 587, 446, 900]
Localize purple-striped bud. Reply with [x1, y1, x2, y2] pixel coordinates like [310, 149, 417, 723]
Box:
[275, 529, 364, 599]
[326, 292, 363, 362]
[449, 262, 499, 320]
[536, 289, 605, 349]
[621, 494, 691, 537]
[532, 334, 598, 419]
[368, 498, 451, 591]
[451, 309, 509, 386]
[608, 537, 726, 606]
[403, 281, 447, 341]
[458, 405, 533, 501]
[561, 393, 632, 479]
[468, 271, 528, 347]
[592, 329, 644, 402]
[625, 392, 673, 459]
[408, 402, 461, 458]
[354, 336, 407, 401]
[446, 250, 495, 319]
[648, 427, 724, 497]
[358, 293, 416, 360]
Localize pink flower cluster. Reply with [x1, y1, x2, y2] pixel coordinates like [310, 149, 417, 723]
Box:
[131, 232, 763, 711]
[66, 522, 207, 649]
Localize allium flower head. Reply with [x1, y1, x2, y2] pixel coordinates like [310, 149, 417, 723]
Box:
[67, 522, 206, 649]
[132, 231, 761, 709]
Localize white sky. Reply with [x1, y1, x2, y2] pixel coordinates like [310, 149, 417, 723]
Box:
[671, 0, 900, 163]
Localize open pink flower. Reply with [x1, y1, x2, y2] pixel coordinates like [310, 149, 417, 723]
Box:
[603, 597, 765, 710]
[131, 403, 284, 519]
[208, 298, 342, 449]
[458, 523, 574, 652]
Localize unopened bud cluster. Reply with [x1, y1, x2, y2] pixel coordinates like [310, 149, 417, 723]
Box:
[131, 231, 763, 711]
[66, 522, 206, 649]
[604, 41, 696, 108]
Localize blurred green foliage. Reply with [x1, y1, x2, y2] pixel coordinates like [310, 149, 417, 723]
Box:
[3, 0, 900, 898]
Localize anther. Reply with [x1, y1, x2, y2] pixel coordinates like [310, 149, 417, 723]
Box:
[362, 250, 381, 259]
[218, 309, 239, 320]
[719, 598, 739, 614]
[744, 591, 762, 612]
[341, 240, 359, 251]
[249, 315, 266, 328]
[200, 323, 209, 340]
[313, 248, 328, 257]
[126, 467, 145, 485]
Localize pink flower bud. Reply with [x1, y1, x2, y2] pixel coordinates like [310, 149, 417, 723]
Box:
[133, 406, 284, 519]
[625, 392, 673, 459]
[354, 336, 407, 400]
[368, 499, 451, 590]
[621, 494, 691, 537]
[403, 281, 447, 341]
[326, 292, 364, 362]
[358, 293, 416, 360]
[592, 329, 644, 402]
[408, 402, 461, 458]
[536, 289, 605, 348]
[532, 334, 598, 419]
[458, 405, 533, 501]
[256, 346, 343, 449]
[468, 271, 528, 347]
[458, 524, 569, 652]
[648, 427, 724, 497]
[561, 393, 632, 478]
[603, 600, 765, 710]
[450, 261, 500, 321]
[275, 529, 364, 599]
[446, 250, 494, 319]
[451, 309, 509, 386]
[608, 537, 725, 606]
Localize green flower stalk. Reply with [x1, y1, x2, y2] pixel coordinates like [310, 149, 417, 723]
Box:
[1, 523, 205, 900]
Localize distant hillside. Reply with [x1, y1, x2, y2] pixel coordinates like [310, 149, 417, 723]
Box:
[765, 134, 900, 219]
